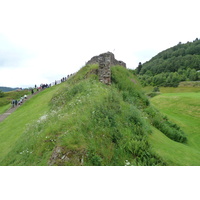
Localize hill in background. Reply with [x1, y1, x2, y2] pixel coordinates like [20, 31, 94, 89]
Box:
[0, 87, 21, 92]
[136, 38, 200, 87]
[0, 87, 20, 92]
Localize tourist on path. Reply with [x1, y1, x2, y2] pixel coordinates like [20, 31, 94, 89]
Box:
[15, 99, 18, 106]
[12, 100, 15, 108]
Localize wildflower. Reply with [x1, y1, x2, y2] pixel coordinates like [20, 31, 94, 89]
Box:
[125, 160, 131, 166]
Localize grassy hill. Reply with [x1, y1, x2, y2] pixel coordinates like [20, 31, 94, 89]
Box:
[0, 87, 20, 92]
[0, 64, 190, 166]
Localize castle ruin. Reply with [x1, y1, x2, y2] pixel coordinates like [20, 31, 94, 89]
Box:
[86, 52, 126, 85]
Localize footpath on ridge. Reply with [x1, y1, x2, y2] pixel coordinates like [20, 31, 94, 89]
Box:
[0, 90, 40, 123]
[0, 74, 75, 123]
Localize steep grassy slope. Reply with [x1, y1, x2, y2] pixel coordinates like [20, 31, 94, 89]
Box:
[149, 92, 200, 165]
[0, 65, 187, 166]
[0, 84, 65, 163]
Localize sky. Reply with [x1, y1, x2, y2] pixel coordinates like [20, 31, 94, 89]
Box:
[0, 0, 200, 88]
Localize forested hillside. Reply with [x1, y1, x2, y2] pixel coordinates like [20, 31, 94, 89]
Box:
[136, 38, 200, 87]
[0, 87, 20, 92]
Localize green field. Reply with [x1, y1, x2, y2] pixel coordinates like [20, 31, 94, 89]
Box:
[149, 91, 200, 165]
[143, 85, 200, 93]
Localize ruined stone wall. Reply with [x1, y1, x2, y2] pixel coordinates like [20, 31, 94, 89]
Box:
[86, 52, 126, 68]
[86, 52, 126, 85]
[98, 53, 112, 84]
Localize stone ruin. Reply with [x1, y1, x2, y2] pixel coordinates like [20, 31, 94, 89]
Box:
[86, 52, 126, 85]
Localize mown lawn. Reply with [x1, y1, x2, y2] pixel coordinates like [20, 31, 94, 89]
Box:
[143, 86, 200, 93]
[149, 92, 200, 165]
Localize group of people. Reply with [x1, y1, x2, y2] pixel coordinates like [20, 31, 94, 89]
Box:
[11, 74, 75, 109]
[35, 75, 73, 89]
[11, 94, 27, 108]
[33, 84, 49, 92]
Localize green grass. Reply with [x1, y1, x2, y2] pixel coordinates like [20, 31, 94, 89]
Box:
[143, 86, 200, 93]
[149, 127, 200, 165]
[149, 92, 200, 165]
[0, 84, 66, 164]
[0, 104, 11, 114]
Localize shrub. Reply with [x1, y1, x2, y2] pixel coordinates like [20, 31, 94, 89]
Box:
[0, 90, 5, 98]
[147, 92, 160, 98]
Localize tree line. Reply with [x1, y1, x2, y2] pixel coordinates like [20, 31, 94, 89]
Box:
[138, 68, 200, 87]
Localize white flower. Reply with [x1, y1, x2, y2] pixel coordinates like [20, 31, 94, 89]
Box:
[125, 160, 131, 166]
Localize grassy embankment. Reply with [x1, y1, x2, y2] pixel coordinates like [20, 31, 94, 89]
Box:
[146, 86, 200, 165]
[0, 65, 194, 166]
[0, 85, 64, 164]
[1, 65, 185, 166]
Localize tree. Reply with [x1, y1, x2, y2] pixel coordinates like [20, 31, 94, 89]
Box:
[189, 69, 198, 81]
[0, 90, 5, 98]
[136, 62, 142, 74]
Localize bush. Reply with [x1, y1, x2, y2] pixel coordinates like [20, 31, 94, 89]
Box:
[0, 90, 5, 98]
[147, 92, 160, 98]
[153, 86, 160, 92]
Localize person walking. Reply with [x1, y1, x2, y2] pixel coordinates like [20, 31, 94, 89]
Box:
[15, 99, 18, 106]
[12, 100, 15, 108]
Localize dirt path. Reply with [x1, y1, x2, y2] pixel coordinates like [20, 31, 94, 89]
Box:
[0, 90, 41, 123]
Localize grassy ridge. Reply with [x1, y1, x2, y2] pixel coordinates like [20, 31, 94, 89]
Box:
[0, 65, 191, 166]
[149, 92, 200, 165]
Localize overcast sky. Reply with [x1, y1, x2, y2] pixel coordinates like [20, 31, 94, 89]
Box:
[0, 0, 200, 88]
